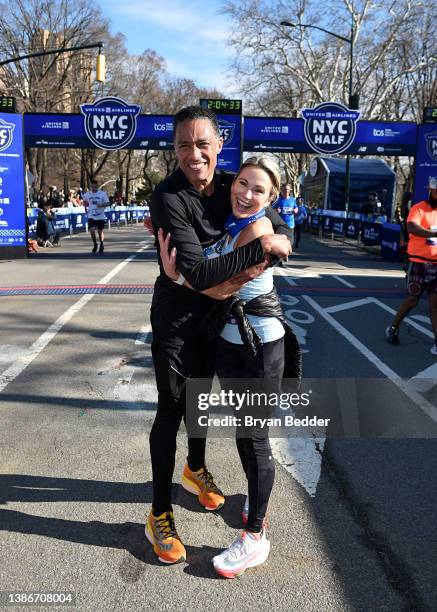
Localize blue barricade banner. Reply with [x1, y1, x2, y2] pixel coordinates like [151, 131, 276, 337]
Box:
[380, 223, 401, 261]
[106, 210, 118, 223]
[345, 218, 361, 238]
[54, 213, 71, 233]
[321, 215, 333, 232]
[27, 209, 38, 236]
[308, 214, 320, 228]
[331, 218, 345, 235]
[362, 221, 382, 246]
[71, 212, 87, 230]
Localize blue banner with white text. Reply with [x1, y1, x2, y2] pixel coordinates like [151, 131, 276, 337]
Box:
[0, 113, 26, 252]
[413, 124, 437, 204]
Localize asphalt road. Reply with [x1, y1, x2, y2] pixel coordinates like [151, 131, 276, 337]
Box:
[0, 224, 436, 611]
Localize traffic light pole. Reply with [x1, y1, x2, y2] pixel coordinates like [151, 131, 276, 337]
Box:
[0, 42, 104, 67]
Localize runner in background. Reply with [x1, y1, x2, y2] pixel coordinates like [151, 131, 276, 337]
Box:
[83, 179, 109, 254]
[293, 196, 308, 250]
[386, 178, 437, 354]
[272, 183, 298, 245]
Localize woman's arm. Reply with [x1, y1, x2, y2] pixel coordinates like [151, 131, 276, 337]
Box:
[234, 217, 274, 249]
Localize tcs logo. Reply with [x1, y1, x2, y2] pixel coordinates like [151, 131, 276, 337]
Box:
[0, 118, 15, 152]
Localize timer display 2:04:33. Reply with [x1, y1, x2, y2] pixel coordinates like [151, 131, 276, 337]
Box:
[207, 100, 241, 111]
[0, 96, 16, 112]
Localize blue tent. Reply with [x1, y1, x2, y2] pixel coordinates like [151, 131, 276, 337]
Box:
[304, 157, 396, 216]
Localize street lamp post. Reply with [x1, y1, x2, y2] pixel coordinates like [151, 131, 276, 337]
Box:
[281, 18, 356, 213]
[0, 41, 105, 68]
[0, 42, 106, 93]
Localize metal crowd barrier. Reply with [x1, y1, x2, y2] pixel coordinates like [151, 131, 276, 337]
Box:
[307, 211, 403, 261]
[27, 205, 150, 240]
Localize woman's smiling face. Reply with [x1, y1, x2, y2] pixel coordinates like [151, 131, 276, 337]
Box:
[231, 166, 273, 219]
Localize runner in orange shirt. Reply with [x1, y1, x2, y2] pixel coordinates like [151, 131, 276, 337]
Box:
[386, 178, 437, 354]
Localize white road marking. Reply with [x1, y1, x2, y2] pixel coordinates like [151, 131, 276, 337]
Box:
[370, 298, 434, 339]
[332, 274, 356, 288]
[113, 323, 157, 405]
[409, 363, 437, 392]
[270, 437, 324, 497]
[284, 266, 405, 279]
[0, 243, 151, 394]
[324, 297, 373, 314]
[272, 268, 325, 497]
[411, 314, 431, 324]
[329, 275, 433, 338]
[135, 324, 151, 345]
[278, 268, 437, 423]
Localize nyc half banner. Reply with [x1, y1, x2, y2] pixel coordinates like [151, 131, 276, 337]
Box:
[243, 116, 417, 156]
[0, 113, 26, 248]
[413, 124, 437, 203]
[24, 99, 416, 160]
[23, 97, 242, 171]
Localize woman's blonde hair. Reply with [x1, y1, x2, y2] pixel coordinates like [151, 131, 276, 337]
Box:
[235, 155, 281, 202]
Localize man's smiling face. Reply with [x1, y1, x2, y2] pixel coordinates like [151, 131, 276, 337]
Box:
[174, 119, 223, 192]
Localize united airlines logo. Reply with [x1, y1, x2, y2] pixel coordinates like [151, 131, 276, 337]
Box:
[0, 118, 15, 152]
[425, 131, 437, 161]
[218, 119, 235, 145]
[80, 97, 141, 150]
[301, 102, 360, 155]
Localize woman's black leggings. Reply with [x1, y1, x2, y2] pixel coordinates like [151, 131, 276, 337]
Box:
[216, 335, 285, 533]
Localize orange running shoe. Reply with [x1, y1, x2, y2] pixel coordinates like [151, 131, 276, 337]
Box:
[145, 510, 186, 564]
[181, 464, 225, 511]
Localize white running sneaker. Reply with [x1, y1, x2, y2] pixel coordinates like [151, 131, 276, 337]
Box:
[212, 530, 270, 578]
[242, 496, 249, 525]
[430, 344, 437, 356]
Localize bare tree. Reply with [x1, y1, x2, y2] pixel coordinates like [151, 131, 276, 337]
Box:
[223, 0, 437, 194]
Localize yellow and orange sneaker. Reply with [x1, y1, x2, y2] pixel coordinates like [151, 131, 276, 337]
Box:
[181, 464, 225, 511]
[145, 510, 186, 564]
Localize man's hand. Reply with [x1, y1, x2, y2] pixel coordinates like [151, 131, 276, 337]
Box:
[157, 228, 178, 280]
[144, 217, 154, 235]
[259, 234, 292, 259]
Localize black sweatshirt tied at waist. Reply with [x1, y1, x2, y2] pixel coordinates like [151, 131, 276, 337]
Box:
[199, 288, 302, 379]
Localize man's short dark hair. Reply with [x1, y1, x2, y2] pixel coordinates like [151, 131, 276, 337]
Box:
[91, 178, 98, 185]
[173, 105, 220, 138]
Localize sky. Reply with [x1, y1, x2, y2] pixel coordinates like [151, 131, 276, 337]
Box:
[97, 0, 236, 95]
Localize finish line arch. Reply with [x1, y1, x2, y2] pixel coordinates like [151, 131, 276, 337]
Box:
[1, 96, 436, 258]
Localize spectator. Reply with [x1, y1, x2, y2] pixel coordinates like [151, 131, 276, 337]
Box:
[293, 196, 308, 249]
[36, 203, 61, 247]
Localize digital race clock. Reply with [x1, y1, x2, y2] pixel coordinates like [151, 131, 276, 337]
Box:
[0, 95, 16, 113]
[200, 99, 242, 114]
[423, 107, 437, 124]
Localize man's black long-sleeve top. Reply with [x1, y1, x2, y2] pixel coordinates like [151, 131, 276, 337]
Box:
[150, 168, 292, 297]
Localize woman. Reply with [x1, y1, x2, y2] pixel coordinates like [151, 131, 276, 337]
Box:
[161, 156, 301, 578]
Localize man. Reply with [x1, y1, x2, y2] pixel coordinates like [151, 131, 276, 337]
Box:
[146, 105, 292, 564]
[386, 178, 437, 354]
[83, 179, 109, 253]
[272, 183, 298, 244]
[293, 196, 308, 250]
[36, 202, 61, 247]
